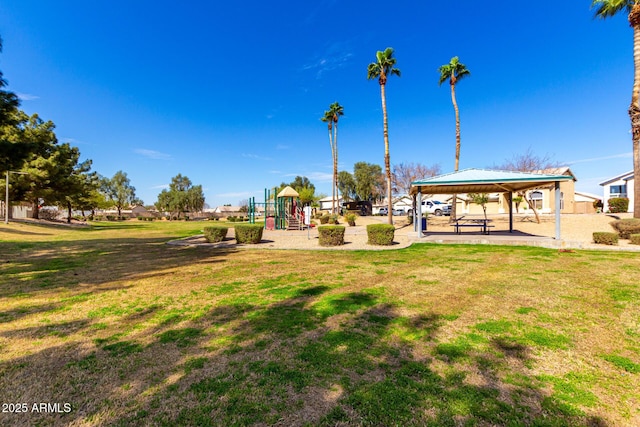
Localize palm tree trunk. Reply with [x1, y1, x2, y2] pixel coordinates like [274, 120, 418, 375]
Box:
[327, 126, 335, 215]
[450, 82, 461, 222]
[631, 19, 640, 218]
[380, 82, 393, 225]
[334, 123, 339, 216]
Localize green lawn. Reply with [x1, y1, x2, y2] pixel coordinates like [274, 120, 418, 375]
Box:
[1, 220, 639, 426]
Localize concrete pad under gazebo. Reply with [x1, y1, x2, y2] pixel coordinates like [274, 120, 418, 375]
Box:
[410, 169, 574, 240]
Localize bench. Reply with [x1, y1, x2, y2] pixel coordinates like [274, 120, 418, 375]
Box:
[451, 218, 494, 235]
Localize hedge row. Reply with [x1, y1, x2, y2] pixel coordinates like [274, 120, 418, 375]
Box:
[593, 232, 618, 246]
[367, 224, 395, 246]
[203, 226, 228, 243]
[203, 224, 263, 244]
[610, 218, 640, 239]
[318, 226, 345, 246]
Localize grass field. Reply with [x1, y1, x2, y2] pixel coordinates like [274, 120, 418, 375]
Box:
[1, 220, 639, 426]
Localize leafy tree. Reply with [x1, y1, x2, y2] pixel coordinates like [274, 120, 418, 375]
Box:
[468, 193, 490, 221]
[337, 170, 357, 202]
[155, 174, 205, 219]
[496, 148, 560, 223]
[3, 112, 59, 218]
[368, 47, 400, 224]
[0, 36, 23, 172]
[275, 176, 317, 205]
[438, 56, 470, 222]
[354, 162, 384, 202]
[320, 102, 344, 214]
[48, 143, 96, 223]
[592, 0, 640, 218]
[103, 171, 138, 218]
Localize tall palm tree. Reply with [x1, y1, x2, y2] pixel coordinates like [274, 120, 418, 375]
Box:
[593, 1, 640, 218]
[329, 102, 344, 215]
[438, 56, 470, 222]
[320, 110, 335, 213]
[368, 47, 401, 225]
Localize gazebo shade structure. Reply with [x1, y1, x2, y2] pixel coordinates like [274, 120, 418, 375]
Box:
[410, 168, 573, 195]
[410, 169, 574, 239]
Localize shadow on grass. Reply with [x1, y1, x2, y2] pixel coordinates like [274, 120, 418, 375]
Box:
[0, 237, 238, 298]
[0, 282, 609, 427]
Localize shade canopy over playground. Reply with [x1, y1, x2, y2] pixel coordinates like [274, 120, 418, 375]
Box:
[277, 186, 299, 198]
[410, 169, 574, 239]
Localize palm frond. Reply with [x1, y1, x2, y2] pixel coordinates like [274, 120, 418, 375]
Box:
[592, 0, 636, 18]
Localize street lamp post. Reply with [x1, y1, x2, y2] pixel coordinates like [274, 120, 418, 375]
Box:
[4, 170, 28, 225]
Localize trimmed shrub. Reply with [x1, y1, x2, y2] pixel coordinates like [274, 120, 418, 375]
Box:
[630, 234, 640, 245]
[320, 215, 330, 224]
[593, 232, 618, 246]
[608, 197, 629, 213]
[203, 226, 228, 243]
[610, 218, 640, 239]
[329, 214, 339, 225]
[367, 224, 395, 246]
[318, 225, 345, 246]
[234, 223, 264, 244]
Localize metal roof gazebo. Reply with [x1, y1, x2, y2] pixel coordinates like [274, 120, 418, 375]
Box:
[410, 169, 574, 239]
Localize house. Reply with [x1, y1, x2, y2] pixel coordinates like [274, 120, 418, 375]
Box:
[574, 191, 601, 214]
[600, 171, 635, 213]
[318, 196, 343, 212]
[212, 206, 244, 218]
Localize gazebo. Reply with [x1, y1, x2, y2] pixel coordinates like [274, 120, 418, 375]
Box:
[410, 169, 574, 240]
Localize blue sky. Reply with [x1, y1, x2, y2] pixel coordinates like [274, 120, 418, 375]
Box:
[0, 1, 634, 207]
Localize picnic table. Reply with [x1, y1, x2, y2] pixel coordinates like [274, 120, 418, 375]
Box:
[451, 216, 494, 235]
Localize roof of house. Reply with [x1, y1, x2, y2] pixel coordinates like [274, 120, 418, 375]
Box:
[411, 168, 573, 195]
[599, 170, 634, 186]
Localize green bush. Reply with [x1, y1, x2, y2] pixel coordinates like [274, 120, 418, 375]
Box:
[227, 216, 236, 222]
[345, 213, 357, 226]
[593, 232, 618, 245]
[608, 197, 629, 213]
[630, 234, 640, 245]
[318, 225, 345, 246]
[610, 218, 640, 239]
[234, 224, 264, 244]
[106, 215, 116, 221]
[203, 226, 228, 243]
[367, 224, 395, 246]
[329, 214, 339, 224]
[320, 215, 330, 224]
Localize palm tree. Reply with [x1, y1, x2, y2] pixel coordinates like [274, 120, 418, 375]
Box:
[368, 47, 401, 225]
[438, 56, 470, 222]
[329, 102, 344, 215]
[320, 110, 335, 213]
[593, 1, 640, 218]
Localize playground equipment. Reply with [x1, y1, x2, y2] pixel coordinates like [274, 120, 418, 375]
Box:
[248, 186, 306, 230]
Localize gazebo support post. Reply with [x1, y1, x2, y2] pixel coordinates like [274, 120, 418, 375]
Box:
[555, 181, 561, 240]
[508, 192, 513, 233]
[417, 188, 423, 236]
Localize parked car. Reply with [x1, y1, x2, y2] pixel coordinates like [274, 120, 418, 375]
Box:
[408, 200, 451, 216]
[378, 207, 408, 216]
